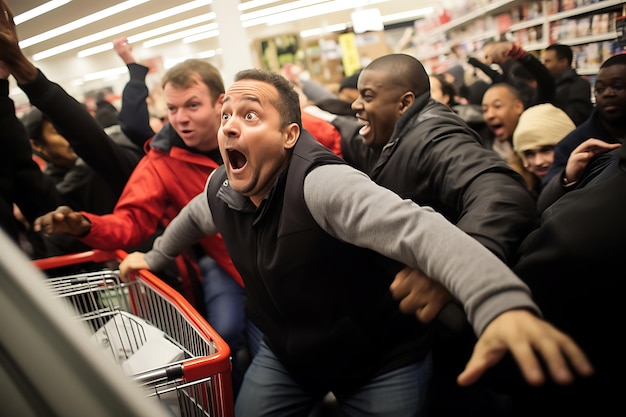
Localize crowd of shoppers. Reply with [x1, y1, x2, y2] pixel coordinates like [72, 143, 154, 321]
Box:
[0, 0, 622, 413]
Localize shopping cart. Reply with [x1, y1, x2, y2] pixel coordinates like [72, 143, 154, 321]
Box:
[33, 249, 234, 417]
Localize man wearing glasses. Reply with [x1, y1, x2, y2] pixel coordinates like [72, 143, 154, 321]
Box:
[539, 53, 626, 202]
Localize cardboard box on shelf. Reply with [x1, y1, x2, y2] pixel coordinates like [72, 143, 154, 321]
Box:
[577, 17, 591, 38]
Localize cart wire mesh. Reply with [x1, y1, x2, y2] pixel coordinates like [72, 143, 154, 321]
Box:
[35, 250, 234, 417]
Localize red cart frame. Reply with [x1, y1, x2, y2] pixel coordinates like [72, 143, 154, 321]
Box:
[34, 249, 234, 417]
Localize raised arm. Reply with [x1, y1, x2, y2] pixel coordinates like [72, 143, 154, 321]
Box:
[0, 6, 138, 194]
[119, 190, 216, 278]
[304, 164, 593, 386]
[113, 37, 155, 147]
[0, 65, 62, 227]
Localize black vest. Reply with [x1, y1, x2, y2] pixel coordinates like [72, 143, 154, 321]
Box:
[207, 131, 430, 391]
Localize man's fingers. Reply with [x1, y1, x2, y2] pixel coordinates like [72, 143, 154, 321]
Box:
[531, 329, 594, 385]
[414, 304, 438, 323]
[457, 342, 505, 386]
[389, 267, 412, 297]
[506, 340, 546, 386]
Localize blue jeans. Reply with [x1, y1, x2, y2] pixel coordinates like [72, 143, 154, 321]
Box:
[235, 341, 432, 417]
[198, 256, 248, 396]
[199, 256, 247, 353]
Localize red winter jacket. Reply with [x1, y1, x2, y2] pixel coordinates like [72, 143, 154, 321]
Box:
[79, 124, 243, 307]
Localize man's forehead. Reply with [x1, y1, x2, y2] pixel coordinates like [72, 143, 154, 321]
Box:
[225, 80, 277, 102]
[598, 64, 626, 80]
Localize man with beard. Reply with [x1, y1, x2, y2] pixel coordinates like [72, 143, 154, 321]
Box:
[540, 53, 626, 203]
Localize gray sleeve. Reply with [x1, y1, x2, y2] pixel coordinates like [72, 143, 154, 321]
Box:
[304, 164, 540, 335]
[144, 188, 217, 271]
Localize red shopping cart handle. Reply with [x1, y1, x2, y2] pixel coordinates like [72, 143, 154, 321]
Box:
[33, 249, 120, 270]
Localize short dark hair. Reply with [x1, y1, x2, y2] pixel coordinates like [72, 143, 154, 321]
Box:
[430, 74, 457, 106]
[233, 69, 302, 130]
[600, 53, 626, 69]
[484, 82, 523, 102]
[20, 107, 48, 144]
[161, 59, 225, 105]
[546, 44, 573, 66]
[365, 54, 430, 97]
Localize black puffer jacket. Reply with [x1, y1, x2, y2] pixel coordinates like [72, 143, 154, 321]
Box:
[341, 93, 536, 264]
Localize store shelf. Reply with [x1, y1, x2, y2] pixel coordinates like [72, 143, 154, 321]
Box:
[416, 0, 625, 74]
[509, 16, 546, 32]
[546, 0, 625, 22]
[559, 31, 620, 46]
[427, 0, 520, 38]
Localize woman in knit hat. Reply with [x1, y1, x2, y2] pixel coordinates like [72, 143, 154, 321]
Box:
[511, 103, 575, 195]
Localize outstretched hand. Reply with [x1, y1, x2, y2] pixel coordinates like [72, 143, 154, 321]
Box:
[113, 37, 135, 65]
[457, 310, 594, 387]
[0, 0, 37, 83]
[564, 138, 621, 185]
[33, 206, 92, 236]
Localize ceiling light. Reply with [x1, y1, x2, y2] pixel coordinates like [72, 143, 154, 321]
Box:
[298, 6, 433, 38]
[381, 8, 434, 24]
[196, 49, 220, 59]
[238, 0, 281, 12]
[13, 0, 71, 25]
[267, 0, 387, 26]
[83, 66, 128, 82]
[20, 0, 149, 49]
[300, 23, 348, 38]
[33, 0, 213, 61]
[142, 23, 218, 48]
[183, 30, 220, 44]
[240, 0, 329, 26]
[77, 12, 216, 58]
[241, 0, 391, 28]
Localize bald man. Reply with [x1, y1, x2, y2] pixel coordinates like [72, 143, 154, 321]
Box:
[339, 53, 538, 416]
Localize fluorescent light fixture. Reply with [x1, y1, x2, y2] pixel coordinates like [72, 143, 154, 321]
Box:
[183, 30, 220, 44]
[33, 0, 213, 61]
[298, 6, 433, 38]
[78, 12, 216, 58]
[20, 0, 149, 49]
[300, 23, 347, 38]
[238, 0, 282, 12]
[142, 23, 218, 48]
[196, 49, 219, 59]
[268, 0, 372, 26]
[13, 0, 71, 25]
[240, 0, 329, 26]
[242, 0, 391, 28]
[381, 8, 434, 24]
[163, 48, 222, 68]
[83, 66, 128, 82]
[351, 8, 384, 34]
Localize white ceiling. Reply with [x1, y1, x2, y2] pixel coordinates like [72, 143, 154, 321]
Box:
[6, 0, 437, 102]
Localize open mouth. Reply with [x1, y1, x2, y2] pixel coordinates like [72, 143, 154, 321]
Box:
[357, 118, 371, 137]
[489, 123, 505, 138]
[227, 149, 247, 170]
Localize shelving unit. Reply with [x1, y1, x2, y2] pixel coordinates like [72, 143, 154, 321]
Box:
[414, 0, 625, 74]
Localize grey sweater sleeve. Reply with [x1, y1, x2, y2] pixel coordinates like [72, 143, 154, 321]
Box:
[304, 164, 540, 336]
[143, 189, 217, 271]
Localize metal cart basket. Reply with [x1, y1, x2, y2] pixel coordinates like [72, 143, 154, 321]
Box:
[33, 249, 234, 417]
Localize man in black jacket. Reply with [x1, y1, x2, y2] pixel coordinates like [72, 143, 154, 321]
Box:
[540, 53, 626, 202]
[542, 43, 594, 126]
[340, 53, 539, 416]
[506, 142, 625, 416]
